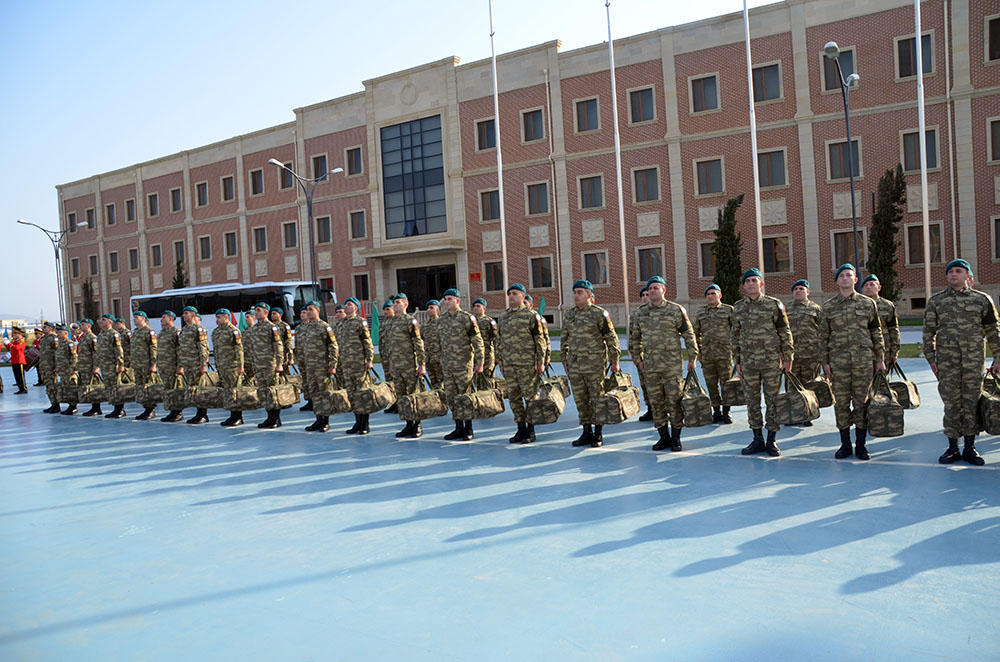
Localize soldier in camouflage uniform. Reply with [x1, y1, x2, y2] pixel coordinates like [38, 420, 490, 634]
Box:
[249, 302, 286, 429]
[732, 268, 794, 456]
[243, 310, 257, 383]
[113, 318, 132, 375]
[525, 294, 551, 368]
[338, 298, 375, 435]
[158, 311, 182, 422]
[923, 259, 1000, 466]
[269, 307, 295, 372]
[77, 318, 102, 416]
[300, 301, 339, 433]
[438, 288, 485, 441]
[472, 298, 497, 378]
[295, 307, 315, 412]
[821, 264, 886, 461]
[38, 321, 60, 413]
[422, 300, 445, 389]
[95, 313, 128, 419]
[213, 308, 246, 428]
[333, 305, 346, 324]
[176, 306, 210, 424]
[633, 276, 699, 452]
[130, 311, 159, 420]
[54, 324, 79, 415]
[628, 287, 653, 422]
[694, 283, 734, 424]
[379, 300, 397, 414]
[861, 275, 901, 367]
[562, 280, 621, 448]
[387, 293, 427, 439]
[786, 279, 824, 427]
[497, 284, 547, 444]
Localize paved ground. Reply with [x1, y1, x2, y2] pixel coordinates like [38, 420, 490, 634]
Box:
[1, 360, 998, 661]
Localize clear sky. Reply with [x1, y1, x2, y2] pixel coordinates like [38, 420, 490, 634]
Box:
[0, 0, 777, 321]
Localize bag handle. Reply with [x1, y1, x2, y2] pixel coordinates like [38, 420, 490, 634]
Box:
[172, 374, 186, 390]
[198, 372, 213, 388]
[982, 371, 999, 396]
[782, 370, 809, 394]
[474, 372, 493, 391]
[684, 371, 707, 395]
[889, 362, 909, 382]
[868, 371, 900, 404]
[368, 366, 383, 384]
[89, 373, 104, 387]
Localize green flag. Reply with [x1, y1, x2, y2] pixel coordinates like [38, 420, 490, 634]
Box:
[370, 301, 380, 345]
[538, 296, 546, 318]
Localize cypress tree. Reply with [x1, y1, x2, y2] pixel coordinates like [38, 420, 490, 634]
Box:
[172, 260, 189, 289]
[712, 194, 745, 305]
[82, 279, 100, 320]
[867, 164, 906, 301]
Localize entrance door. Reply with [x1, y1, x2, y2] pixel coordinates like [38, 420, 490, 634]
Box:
[396, 264, 457, 312]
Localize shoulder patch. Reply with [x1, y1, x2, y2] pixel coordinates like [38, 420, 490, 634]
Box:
[777, 300, 785, 311]
[602, 310, 610, 318]
[412, 318, 419, 327]
[362, 319, 368, 328]
[325, 325, 332, 333]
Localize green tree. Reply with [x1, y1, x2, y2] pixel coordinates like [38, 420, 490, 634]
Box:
[712, 194, 745, 305]
[82, 279, 100, 320]
[867, 164, 906, 301]
[172, 260, 189, 289]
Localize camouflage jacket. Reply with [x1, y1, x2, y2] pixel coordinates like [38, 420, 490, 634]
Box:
[337, 315, 374, 369]
[178, 322, 210, 372]
[787, 300, 824, 360]
[299, 320, 339, 372]
[874, 297, 901, 361]
[477, 314, 497, 366]
[211, 322, 244, 377]
[96, 327, 125, 374]
[276, 319, 294, 367]
[438, 308, 484, 370]
[422, 316, 442, 364]
[247, 321, 284, 375]
[922, 286, 1000, 364]
[77, 329, 99, 375]
[561, 303, 619, 373]
[157, 324, 180, 373]
[819, 291, 885, 365]
[731, 294, 794, 367]
[693, 303, 733, 360]
[386, 312, 426, 372]
[55, 337, 78, 378]
[496, 305, 546, 368]
[130, 325, 158, 372]
[633, 299, 699, 375]
[38, 333, 57, 375]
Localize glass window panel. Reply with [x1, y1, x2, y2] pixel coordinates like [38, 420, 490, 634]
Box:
[528, 183, 548, 214]
[763, 237, 790, 273]
[692, 75, 718, 112]
[634, 168, 659, 202]
[638, 248, 662, 282]
[907, 224, 942, 264]
[758, 151, 785, 187]
[531, 257, 552, 288]
[584, 252, 608, 285]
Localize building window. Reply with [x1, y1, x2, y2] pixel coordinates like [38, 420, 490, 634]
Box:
[691, 74, 719, 112]
[633, 167, 659, 202]
[576, 98, 599, 132]
[283, 221, 297, 249]
[629, 87, 654, 123]
[170, 187, 182, 213]
[88, 254, 98, 276]
[833, 229, 866, 269]
[71, 257, 80, 278]
[990, 16, 1000, 62]
[699, 242, 714, 279]
[250, 169, 264, 196]
[637, 247, 662, 282]
[481, 190, 500, 222]
[253, 227, 267, 253]
[906, 222, 943, 265]
[381, 115, 446, 239]
[762, 236, 791, 273]
[74, 303, 82, 320]
[221, 176, 235, 202]
[196, 182, 208, 207]
[991, 119, 1000, 163]
[696, 159, 724, 195]
[752, 63, 781, 102]
[312, 154, 327, 179]
[897, 33, 933, 78]
[86, 208, 96, 228]
[224, 232, 238, 257]
[151, 244, 162, 267]
[476, 118, 495, 150]
[346, 147, 362, 176]
[112, 299, 121, 318]
[128, 248, 139, 271]
[583, 252, 608, 285]
[350, 210, 366, 239]
[173, 240, 185, 264]
[902, 129, 938, 171]
[522, 108, 544, 142]
[106, 203, 116, 226]
[579, 175, 603, 209]
[531, 256, 552, 289]
[199, 236, 211, 261]
[316, 216, 331, 244]
[823, 48, 855, 91]
[125, 198, 136, 221]
[68, 212, 77, 233]
[280, 162, 294, 189]
[147, 193, 159, 217]
[994, 217, 1000, 260]
[828, 139, 860, 180]
[484, 261, 504, 292]
[527, 182, 548, 215]
[758, 150, 786, 188]
[353, 274, 370, 301]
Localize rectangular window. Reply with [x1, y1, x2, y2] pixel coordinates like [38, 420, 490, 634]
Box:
[579, 175, 603, 208]
[823, 48, 855, 91]
[312, 154, 327, 179]
[250, 169, 264, 196]
[634, 168, 659, 202]
[481, 190, 500, 221]
[195, 182, 208, 207]
[147, 193, 159, 217]
[829, 140, 860, 180]
[522, 109, 543, 142]
[221, 176, 235, 202]
[224, 231, 238, 257]
[699, 242, 714, 279]
[995, 218, 1000, 260]
[68, 212, 77, 233]
[381, 115, 446, 239]
[762, 236, 790, 273]
[254, 227, 267, 253]
[280, 162, 294, 189]
[128, 248, 139, 270]
[86, 208, 96, 228]
[476, 118, 495, 150]
[696, 159, 724, 195]
[527, 182, 548, 215]
[350, 210, 366, 239]
[691, 75, 719, 112]
[752, 63, 781, 102]
[283, 222, 297, 249]
[833, 229, 866, 269]
[151, 244, 162, 267]
[629, 87, 654, 123]
[71, 257, 80, 278]
[74, 303, 82, 320]
[199, 236, 211, 261]
[484, 261, 504, 292]
[576, 98, 599, 132]
[170, 187, 182, 213]
[316, 216, 331, 243]
[88, 254, 98, 276]
[758, 150, 786, 187]
[637, 247, 662, 282]
[112, 299, 121, 319]
[173, 240, 185, 264]
[106, 203, 116, 226]
[346, 147, 362, 176]
[353, 274, 370, 301]
[992, 119, 1000, 162]
[531, 256, 553, 289]
[897, 33, 933, 78]
[583, 252, 608, 285]
[907, 223, 942, 264]
[125, 198, 136, 221]
[902, 129, 938, 171]
[990, 17, 1000, 62]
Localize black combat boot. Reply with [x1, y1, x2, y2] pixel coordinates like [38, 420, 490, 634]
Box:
[83, 404, 103, 417]
[741, 429, 765, 455]
[187, 408, 209, 424]
[314, 416, 330, 433]
[43, 403, 61, 414]
[712, 406, 722, 424]
[396, 421, 416, 438]
[61, 404, 78, 415]
[651, 426, 671, 451]
[300, 400, 313, 412]
[522, 423, 536, 444]
[161, 410, 182, 422]
[410, 421, 423, 438]
[638, 409, 653, 422]
[135, 407, 156, 421]
[444, 419, 465, 440]
[345, 414, 361, 434]
[764, 429, 780, 457]
[669, 426, 682, 452]
[854, 428, 870, 461]
[221, 411, 244, 427]
[938, 438, 961, 464]
[509, 422, 527, 444]
[801, 419, 813, 427]
[461, 420, 474, 441]
[105, 405, 126, 419]
[384, 402, 398, 414]
[258, 410, 280, 429]
[305, 415, 325, 432]
[572, 424, 595, 447]
[835, 428, 853, 459]
[357, 414, 370, 434]
[591, 424, 604, 447]
[962, 435, 985, 466]
[721, 406, 733, 424]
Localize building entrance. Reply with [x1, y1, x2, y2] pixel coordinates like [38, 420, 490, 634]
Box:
[395, 264, 456, 312]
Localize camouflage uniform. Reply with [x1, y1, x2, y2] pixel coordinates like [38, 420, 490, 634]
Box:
[211, 321, 244, 390]
[38, 332, 58, 406]
[385, 312, 425, 399]
[477, 314, 498, 376]
[378, 315, 394, 381]
[247, 320, 284, 387]
[55, 336, 78, 406]
[634, 300, 699, 429]
[242, 318, 257, 381]
[131, 325, 159, 407]
[562, 303, 620, 425]
[96, 326, 126, 404]
[158, 323, 180, 386]
[422, 316, 445, 388]
[337, 314, 374, 392]
[628, 302, 650, 408]
[294, 320, 314, 398]
[299, 319, 339, 397]
[496, 304, 547, 423]
[693, 302, 734, 407]
[77, 328, 99, 376]
[787, 299, 824, 383]
[820, 292, 884, 429]
[120, 328, 132, 369]
[178, 321, 210, 379]
[874, 297, 901, 364]
[732, 295, 794, 431]
[438, 307, 485, 419]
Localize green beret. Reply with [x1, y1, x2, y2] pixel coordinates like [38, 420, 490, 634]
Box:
[101, 313, 115, 320]
[162, 310, 176, 319]
[393, 293, 408, 301]
[859, 275, 878, 287]
[792, 279, 810, 290]
[834, 264, 856, 280]
[524, 294, 533, 302]
[271, 307, 283, 315]
[215, 308, 231, 316]
[133, 311, 148, 320]
[334, 304, 345, 311]
[443, 288, 461, 298]
[506, 283, 526, 294]
[573, 280, 593, 292]
[647, 276, 666, 287]
[305, 300, 322, 310]
[705, 284, 721, 295]
[181, 306, 198, 314]
[114, 318, 126, 324]
[741, 268, 762, 283]
[473, 298, 487, 307]
[254, 302, 271, 311]
[425, 299, 440, 308]
[81, 318, 94, 325]
[42, 321, 53, 328]
[638, 286, 648, 296]
[382, 300, 394, 309]
[56, 324, 69, 332]
[946, 259, 972, 274]
[345, 297, 361, 308]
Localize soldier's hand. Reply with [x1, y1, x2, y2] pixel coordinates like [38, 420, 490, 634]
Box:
[611, 361, 620, 373]
[824, 364, 833, 379]
[536, 364, 544, 375]
[417, 364, 426, 377]
[365, 361, 373, 371]
[93, 368, 99, 375]
[990, 362, 1000, 376]
[474, 364, 484, 374]
[238, 368, 244, 375]
[329, 368, 336, 376]
[200, 366, 207, 375]
[735, 363, 743, 379]
[688, 359, 696, 373]
[781, 360, 792, 373]
[117, 366, 124, 374]
[929, 362, 938, 378]
[151, 366, 158, 373]
[875, 361, 886, 374]
[276, 365, 284, 372]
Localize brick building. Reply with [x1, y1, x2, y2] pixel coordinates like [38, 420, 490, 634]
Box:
[57, 0, 1000, 324]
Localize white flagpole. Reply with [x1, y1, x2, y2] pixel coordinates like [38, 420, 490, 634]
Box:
[915, 0, 931, 300]
[743, 0, 765, 271]
[605, 0, 630, 320]
[489, 0, 509, 291]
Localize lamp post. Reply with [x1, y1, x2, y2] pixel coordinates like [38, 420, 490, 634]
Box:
[824, 41, 862, 272]
[18, 219, 68, 322]
[267, 159, 343, 305]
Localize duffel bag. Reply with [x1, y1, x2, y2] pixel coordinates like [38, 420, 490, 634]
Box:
[544, 365, 571, 398]
[978, 372, 1000, 435]
[110, 373, 136, 405]
[491, 365, 507, 399]
[680, 371, 713, 427]
[721, 367, 745, 407]
[453, 373, 505, 420]
[79, 374, 106, 404]
[803, 369, 835, 409]
[868, 372, 904, 437]
[593, 381, 640, 425]
[286, 364, 303, 389]
[164, 375, 188, 411]
[603, 366, 633, 391]
[190, 372, 226, 409]
[774, 371, 820, 425]
[58, 375, 79, 402]
[141, 373, 166, 404]
[398, 375, 449, 421]
[259, 373, 300, 410]
[526, 376, 566, 425]
[224, 375, 263, 411]
[350, 368, 396, 415]
[887, 362, 920, 410]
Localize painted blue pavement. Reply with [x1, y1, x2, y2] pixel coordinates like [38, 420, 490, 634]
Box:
[1, 360, 998, 660]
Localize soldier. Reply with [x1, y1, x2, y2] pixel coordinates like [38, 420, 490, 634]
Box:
[821, 264, 886, 460]
[497, 284, 547, 444]
[76, 319, 101, 416]
[524, 294, 551, 368]
[379, 299, 398, 414]
[113, 317, 132, 372]
[38, 321, 60, 413]
[176, 306, 210, 425]
[633, 276, 699, 451]
[333, 305, 347, 324]
[243, 309, 257, 383]
[295, 306, 314, 412]
[269, 307, 295, 372]
[472, 298, 497, 378]
[213, 308, 246, 428]
[562, 280, 621, 448]
[923, 259, 1000, 466]
[248, 302, 285, 429]
[693, 283, 734, 424]
[130, 311, 159, 420]
[861, 274, 901, 367]
[339, 297, 375, 435]
[423, 299, 445, 389]
[158, 311, 183, 422]
[732, 268, 794, 456]
[438, 288, 485, 441]
[387, 292, 427, 439]
[786, 279, 824, 427]
[628, 287, 653, 422]
[300, 302, 339, 433]
[95, 313, 128, 419]
[54, 324, 79, 415]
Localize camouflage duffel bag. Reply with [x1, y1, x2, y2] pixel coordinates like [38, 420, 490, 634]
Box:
[78, 374, 106, 404]
[164, 376, 188, 411]
[680, 372, 713, 427]
[110, 373, 137, 405]
[453, 374, 505, 420]
[541, 366, 571, 398]
[285, 364, 303, 389]
[140, 373, 167, 404]
[259, 373, 300, 410]
[868, 372, 904, 437]
[978, 373, 1000, 435]
[804, 372, 835, 409]
[350, 368, 396, 415]
[58, 376, 79, 403]
[721, 367, 745, 407]
[224, 376, 263, 411]
[887, 363, 920, 410]
[526, 377, 565, 425]
[603, 368, 633, 391]
[190, 372, 226, 409]
[491, 365, 507, 399]
[593, 383, 640, 425]
[398, 375, 449, 421]
[313, 375, 351, 416]
[775, 371, 820, 425]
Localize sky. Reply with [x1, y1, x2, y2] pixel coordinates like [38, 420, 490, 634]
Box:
[0, 0, 777, 322]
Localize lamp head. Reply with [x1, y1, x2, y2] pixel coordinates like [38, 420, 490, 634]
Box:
[823, 41, 840, 59]
[846, 73, 860, 86]
[267, 158, 283, 167]
[329, 167, 344, 175]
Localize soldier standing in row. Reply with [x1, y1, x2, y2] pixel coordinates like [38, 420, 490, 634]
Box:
[333, 305, 347, 324]
[422, 299, 444, 389]
[39, 321, 59, 413]
[861, 275, 900, 367]
[176, 306, 210, 425]
[77, 319, 101, 416]
[131, 311, 159, 421]
[629, 287, 652, 422]
[388, 293, 426, 439]
[821, 264, 885, 461]
[269, 307, 295, 374]
[96, 314, 128, 419]
[379, 300, 397, 414]
[473, 298, 497, 378]
[243, 309, 257, 383]
[922, 259, 1000, 466]
[786, 279, 824, 427]
[54, 324, 78, 415]
[562, 280, 620, 448]
[438, 289, 484, 441]
[497, 284, 547, 444]
[114, 317, 132, 375]
[732, 268, 794, 457]
[158, 311, 183, 422]
[339, 298, 375, 435]
[213, 308, 245, 428]
[301, 303, 339, 433]
[249, 303, 285, 429]
[525, 294, 551, 368]
[634, 276, 699, 451]
[694, 283, 734, 424]
[296, 307, 315, 412]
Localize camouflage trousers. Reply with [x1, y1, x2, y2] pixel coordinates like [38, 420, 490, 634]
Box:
[637, 366, 649, 406]
[392, 365, 420, 410]
[443, 363, 475, 420]
[830, 353, 873, 429]
[646, 370, 684, 429]
[568, 369, 605, 425]
[134, 367, 159, 407]
[298, 362, 312, 399]
[427, 358, 444, 389]
[58, 377, 78, 405]
[791, 354, 822, 385]
[338, 362, 370, 393]
[45, 381, 59, 406]
[504, 364, 539, 423]
[214, 369, 238, 391]
[701, 354, 732, 407]
[741, 363, 783, 431]
[937, 354, 984, 438]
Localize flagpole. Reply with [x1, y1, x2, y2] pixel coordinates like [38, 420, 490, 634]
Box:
[743, 0, 765, 271]
[488, 0, 509, 292]
[915, 0, 931, 300]
[605, 0, 630, 320]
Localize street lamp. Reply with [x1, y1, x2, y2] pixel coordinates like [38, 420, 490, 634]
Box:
[267, 159, 343, 308]
[825, 41, 862, 273]
[18, 219, 69, 322]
